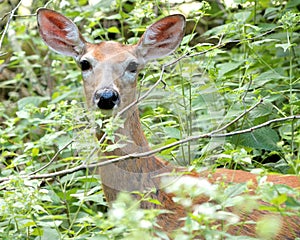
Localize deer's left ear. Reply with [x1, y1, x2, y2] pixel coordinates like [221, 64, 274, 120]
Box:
[136, 14, 185, 62]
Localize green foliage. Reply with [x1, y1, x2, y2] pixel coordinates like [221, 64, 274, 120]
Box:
[0, 0, 300, 239]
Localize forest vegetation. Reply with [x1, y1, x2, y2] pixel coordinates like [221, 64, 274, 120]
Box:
[0, 0, 300, 239]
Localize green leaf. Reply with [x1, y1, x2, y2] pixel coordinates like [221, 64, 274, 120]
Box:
[146, 198, 162, 206]
[16, 109, 30, 119]
[217, 61, 243, 78]
[256, 216, 281, 239]
[39, 131, 66, 146]
[163, 127, 181, 139]
[224, 183, 247, 198]
[252, 70, 287, 88]
[154, 138, 177, 155]
[31, 148, 39, 157]
[270, 194, 287, 206]
[286, 196, 300, 208]
[230, 127, 279, 151]
[17, 96, 49, 110]
[41, 227, 60, 240]
[107, 26, 120, 34]
[233, 11, 251, 22]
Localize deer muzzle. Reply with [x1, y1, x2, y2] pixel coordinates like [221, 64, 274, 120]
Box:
[94, 89, 120, 110]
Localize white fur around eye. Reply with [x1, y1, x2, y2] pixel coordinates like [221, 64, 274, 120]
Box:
[122, 61, 138, 83]
[123, 70, 137, 83]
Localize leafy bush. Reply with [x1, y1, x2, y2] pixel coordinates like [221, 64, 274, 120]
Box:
[0, 0, 299, 239]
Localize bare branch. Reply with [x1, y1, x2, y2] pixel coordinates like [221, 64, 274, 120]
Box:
[210, 115, 300, 138]
[90, 115, 300, 169]
[0, 114, 299, 183]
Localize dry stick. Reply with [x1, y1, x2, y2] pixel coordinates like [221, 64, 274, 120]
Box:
[84, 115, 300, 170]
[1, 114, 298, 183]
[90, 105, 296, 168]
[187, 27, 277, 60]
[26, 115, 96, 176]
[210, 115, 300, 137]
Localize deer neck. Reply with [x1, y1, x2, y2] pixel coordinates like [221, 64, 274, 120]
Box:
[120, 106, 151, 154]
[99, 106, 151, 157]
[96, 106, 172, 202]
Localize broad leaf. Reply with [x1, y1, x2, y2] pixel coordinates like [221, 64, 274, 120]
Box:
[230, 127, 279, 151]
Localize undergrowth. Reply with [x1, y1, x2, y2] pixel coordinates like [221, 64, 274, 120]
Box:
[0, 0, 300, 239]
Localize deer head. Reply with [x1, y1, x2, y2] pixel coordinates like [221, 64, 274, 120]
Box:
[37, 9, 185, 116]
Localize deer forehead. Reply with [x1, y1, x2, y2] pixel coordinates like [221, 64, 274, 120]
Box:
[83, 42, 137, 63]
[81, 42, 139, 91]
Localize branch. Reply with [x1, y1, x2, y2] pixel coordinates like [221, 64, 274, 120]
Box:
[210, 115, 300, 138]
[0, 114, 299, 183]
[183, 27, 278, 60]
[89, 115, 300, 169]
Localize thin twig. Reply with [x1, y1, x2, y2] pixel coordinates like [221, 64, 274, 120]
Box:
[187, 27, 277, 59]
[210, 98, 264, 135]
[29, 140, 75, 175]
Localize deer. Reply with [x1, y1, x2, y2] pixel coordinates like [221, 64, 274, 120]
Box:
[37, 8, 300, 238]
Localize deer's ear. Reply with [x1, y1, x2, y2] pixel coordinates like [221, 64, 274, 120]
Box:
[37, 8, 86, 57]
[137, 14, 185, 62]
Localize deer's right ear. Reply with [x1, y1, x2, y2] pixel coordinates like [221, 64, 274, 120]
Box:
[136, 14, 185, 62]
[37, 8, 86, 57]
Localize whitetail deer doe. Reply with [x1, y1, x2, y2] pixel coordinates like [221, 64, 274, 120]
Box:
[37, 8, 300, 238]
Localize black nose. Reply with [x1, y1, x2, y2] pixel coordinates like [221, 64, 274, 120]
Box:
[94, 89, 120, 110]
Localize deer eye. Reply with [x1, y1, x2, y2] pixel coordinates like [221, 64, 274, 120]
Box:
[126, 61, 138, 74]
[79, 60, 91, 71]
